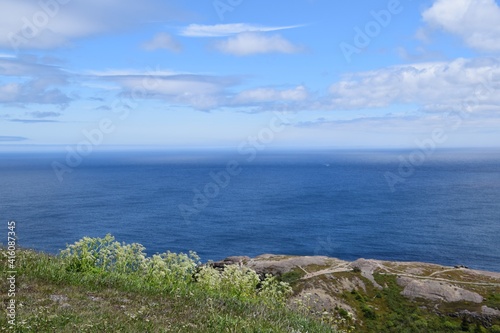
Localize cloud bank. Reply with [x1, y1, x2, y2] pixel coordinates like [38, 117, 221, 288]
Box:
[0, 56, 71, 107]
[328, 58, 500, 113]
[0, 0, 184, 50]
[422, 0, 500, 52]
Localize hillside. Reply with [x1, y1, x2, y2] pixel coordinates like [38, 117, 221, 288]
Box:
[2, 236, 500, 332]
[218, 254, 500, 332]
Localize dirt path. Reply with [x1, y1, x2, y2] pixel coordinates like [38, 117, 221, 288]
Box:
[301, 263, 500, 287]
[301, 262, 352, 279]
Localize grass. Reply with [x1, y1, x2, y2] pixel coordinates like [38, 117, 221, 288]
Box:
[486, 293, 500, 310]
[353, 273, 500, 333]
[1, 240, 336, 333]
[2, 235, 499, 332]
[288, 268, 499, 333]
[277, 268, 305, 285]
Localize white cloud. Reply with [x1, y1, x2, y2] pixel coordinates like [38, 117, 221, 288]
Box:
[120, 77, 223, 96]
[0, 57, 71, 106]
[28, 111, 61, 118]
[0, 83, 21, 102]
[422, 0, 500, 52]
[214, 32, 302, 56]
[97, 70, 312, 111]
[235, 86, 308, 103]
[100, 72, 238, 110]
[328, 57, 500, 111]
[92, 58, 500, 114]
[0, 0, 184, 50]
[180, 23, 303, 37]
[293, 113, 500, 148]
[88, 69, 179, 77]
[0, 136, 28, 142]
[142, 32, 182, 52]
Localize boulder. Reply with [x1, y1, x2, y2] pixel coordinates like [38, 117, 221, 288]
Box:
[397, 277, 483, 303]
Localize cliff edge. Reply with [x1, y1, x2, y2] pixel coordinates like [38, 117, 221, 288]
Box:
[214, 255, 500, 331]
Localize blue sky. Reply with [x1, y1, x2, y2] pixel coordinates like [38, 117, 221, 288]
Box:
[1, 0, 500, 150]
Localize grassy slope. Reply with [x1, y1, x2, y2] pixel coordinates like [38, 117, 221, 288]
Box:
[282, 263, 500, 333]
[1, 249, 335, 333]
[3, 248, 500, 333]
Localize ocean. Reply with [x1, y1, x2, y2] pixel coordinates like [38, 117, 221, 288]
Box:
[1, 149, 499, 272]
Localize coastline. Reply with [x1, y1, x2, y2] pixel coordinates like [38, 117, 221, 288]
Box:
[213, 254, 500, 328]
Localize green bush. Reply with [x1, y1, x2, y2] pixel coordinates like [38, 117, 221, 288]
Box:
[258, 274, 293, 305]
[60, 234, 147, 274]
[195, 265, 292, 305]
[0, 246, 337, 332]
[491, 325, 500, 333]
[361, 305, 377, 320]
[352, 267, 361, 273]
[144, 250, 200, 288]
[474, 323, 486, 333]
[279, 269, 304, 284]
[461, 317, 470, 331]
[196, 264, 260, 298]
[59, 235, 292, 305]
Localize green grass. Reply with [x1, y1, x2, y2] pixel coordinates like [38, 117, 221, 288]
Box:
[350, 273, 499, 333]
[2, 235, 499, 333]
[277, 268, 305, 285]
[486, 293, 500, 310]
[1, 240, 336, 333]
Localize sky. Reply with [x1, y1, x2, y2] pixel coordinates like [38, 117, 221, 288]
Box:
[1, 0, 500, 151]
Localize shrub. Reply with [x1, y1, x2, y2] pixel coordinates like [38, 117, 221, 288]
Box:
[491, 325, 500, 333]
[60, 234, 124, 273]
[60, 234, 199, 290]
[279, 269, 304, 284]
[258, 274, 293, 305]
[352, 267, 361, 273]
[474, 323, 486, 333]
[144, 251, 200, 288]
[361, 304, 377, 320]
[195, 265, 293, 305]
[59, 235, 292, 306]
[461, 317, 470, 331]
[196, 265, 260, 299]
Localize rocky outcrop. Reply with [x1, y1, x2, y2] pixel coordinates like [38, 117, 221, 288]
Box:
[397, 276, 484, 303]
[349, 259, 384, 290]
[212, 254, 500, 328]
[246, 254, 337, 275]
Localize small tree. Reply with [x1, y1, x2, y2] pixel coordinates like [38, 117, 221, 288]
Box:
[460, 316, 470, 331]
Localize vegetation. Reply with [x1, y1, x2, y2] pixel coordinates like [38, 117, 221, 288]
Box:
[332, 273, 498, 333]
[2, 235, 499, 332]
[1, 235, 334, 332]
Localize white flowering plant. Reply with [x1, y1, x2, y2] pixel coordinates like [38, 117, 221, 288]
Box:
[258, 274, 293, 306]
[60, 234, 121, 273]
[195, 265, 293, 305]
[196, 264, 260, 299]
[59, 235, 293, 306]
[144, 250, 200, 288]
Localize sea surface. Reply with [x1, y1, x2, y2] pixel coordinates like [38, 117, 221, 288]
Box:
[1, 149, 499, 272]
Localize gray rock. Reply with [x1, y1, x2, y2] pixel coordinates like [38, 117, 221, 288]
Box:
[246, 255, 337, 275]
[349, 259, 383, 290]
[49, 294, 68, 303]
[482, 305, 500, 317]
[223, 256, 250, 264]
[397, 277, 483, 303]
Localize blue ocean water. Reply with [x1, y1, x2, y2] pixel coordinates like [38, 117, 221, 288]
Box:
[1, 149, 499, 271]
